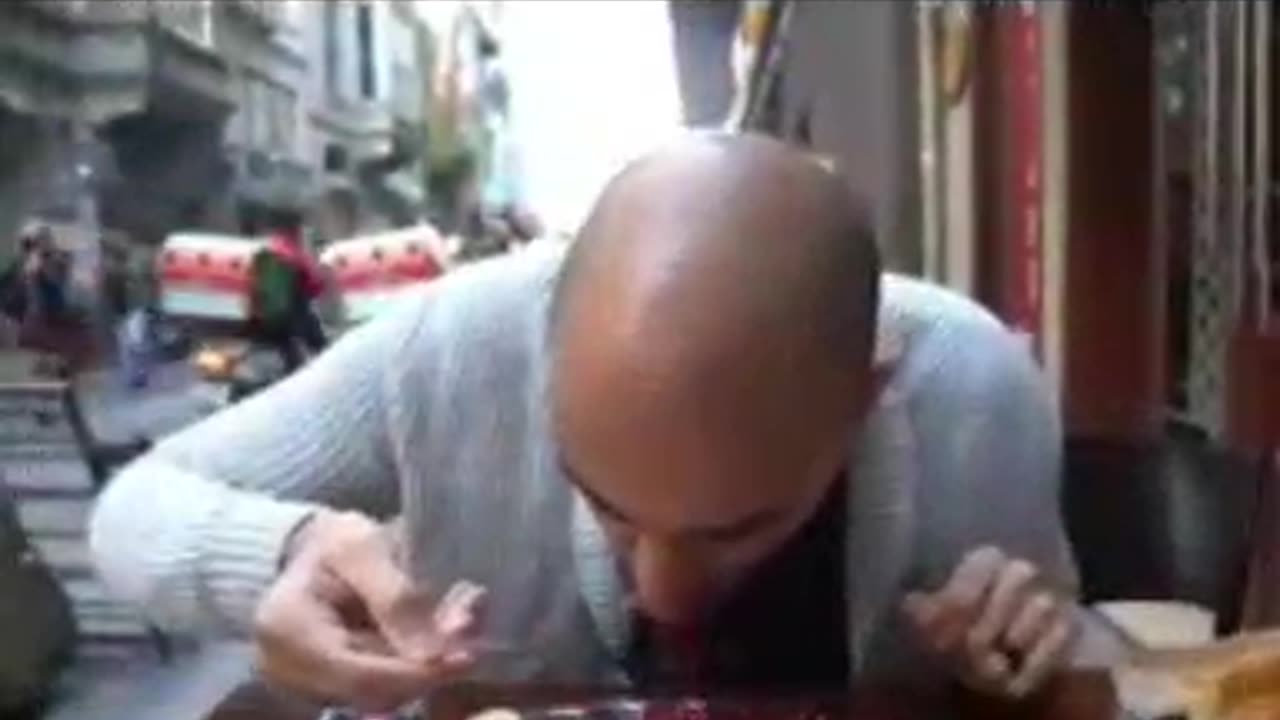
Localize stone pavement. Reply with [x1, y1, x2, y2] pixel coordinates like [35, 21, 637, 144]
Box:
[8, 362, 240, 720]
[46, 642, 256, 720]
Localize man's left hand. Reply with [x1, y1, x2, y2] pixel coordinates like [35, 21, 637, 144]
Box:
[903, 546, 1074, 699]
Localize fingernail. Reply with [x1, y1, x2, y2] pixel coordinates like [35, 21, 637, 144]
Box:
[440, 582, 465, 609]
[457, 581, 486, 608]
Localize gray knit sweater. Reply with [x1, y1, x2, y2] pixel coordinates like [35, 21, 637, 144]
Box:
[89, 242, 1078, 685]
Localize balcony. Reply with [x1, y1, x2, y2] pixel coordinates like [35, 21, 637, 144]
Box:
[223, 0, 283, 33]
[0, 1, 233, 124]
[149, 0, 214, 51]
[0, 3, 149, 122]
[230, 147, 314, 211]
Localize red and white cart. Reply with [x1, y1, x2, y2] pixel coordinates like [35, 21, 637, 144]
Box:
[319, 225, 451, 325]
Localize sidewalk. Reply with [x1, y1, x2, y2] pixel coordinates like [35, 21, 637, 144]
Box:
[47, 642, 255, 720]
[73, 361, 218, 445]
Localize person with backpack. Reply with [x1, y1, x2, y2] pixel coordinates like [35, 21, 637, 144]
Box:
[256, 211, 328, 372]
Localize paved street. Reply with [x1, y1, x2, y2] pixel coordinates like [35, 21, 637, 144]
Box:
[75, 360, 220, 446]
[47, 642, 256, 720]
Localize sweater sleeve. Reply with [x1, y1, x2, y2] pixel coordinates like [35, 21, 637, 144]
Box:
[908, 321, 1078, 596]
[89, 297, 424, 636]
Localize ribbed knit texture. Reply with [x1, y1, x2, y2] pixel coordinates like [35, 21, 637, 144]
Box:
[89, 242, 1082, 685]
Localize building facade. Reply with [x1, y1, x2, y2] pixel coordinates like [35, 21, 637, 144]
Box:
[0, 1, 305, 301]
[295, 0, 430, 244]
[0, 0, 433, 287]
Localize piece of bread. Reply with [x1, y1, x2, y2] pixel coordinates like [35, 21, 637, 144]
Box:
[1093, 601, 1216, 650]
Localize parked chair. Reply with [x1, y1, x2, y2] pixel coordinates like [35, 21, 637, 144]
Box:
[1061, 419, 1269, 639]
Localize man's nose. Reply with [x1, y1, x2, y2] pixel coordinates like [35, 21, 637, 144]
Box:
[630, 536, 714, 626]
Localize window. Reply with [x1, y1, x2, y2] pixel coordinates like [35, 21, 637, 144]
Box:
[393, 62, 417, 118]
[323, 1, 340, 99]
[266, 85, 297, 153]
[228, 73, 253, 146]
[251, 79, 272, 149]
[357, 3, 377, 99]
[323, 144, 349, 173]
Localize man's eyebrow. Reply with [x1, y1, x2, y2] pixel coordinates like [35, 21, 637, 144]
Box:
[702, 508, 783, 542]
[560, 459, 634, 522]
[561, 457, 783, 541]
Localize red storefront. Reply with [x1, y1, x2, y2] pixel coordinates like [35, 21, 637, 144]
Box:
[974, 4, 1160, 443]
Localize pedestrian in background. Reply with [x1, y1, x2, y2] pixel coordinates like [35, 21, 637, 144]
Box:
[259, 211, 328, 372]
[116, 304, 156, 389]
[0, 232, 38, 347]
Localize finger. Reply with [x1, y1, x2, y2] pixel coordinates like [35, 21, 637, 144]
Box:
[260, 596, 467, 712]
[903, 591, 967, 657]
[329, 521, 412, 619]
[1004, 591, 1057, 653]
[312, 640, 466, 712]
[325, 522, 437, 657]
[255, 577, 384, 706]
[967, 559, 1037, 656]
[434, 580, 487, 638]
[940, 547, 1007, 615]
[929, 547, 1007, 651]
[1006, 615, 1071, 698]
[902, 592, 943, 634]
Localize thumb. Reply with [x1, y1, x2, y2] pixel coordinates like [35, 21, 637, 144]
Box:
[902, 591, 939, 629]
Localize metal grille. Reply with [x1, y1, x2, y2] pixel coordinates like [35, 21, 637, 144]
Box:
[1185, 1, 1275, 435]
[1187, 2, 1235, 435]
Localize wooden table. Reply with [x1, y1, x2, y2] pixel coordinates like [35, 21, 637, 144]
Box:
[207, 672, 1121, 720]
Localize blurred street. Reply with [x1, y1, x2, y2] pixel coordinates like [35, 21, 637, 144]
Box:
[47, 642, 254, 720]
[0, 355, 225, 719]
[75, 360, 216, 446]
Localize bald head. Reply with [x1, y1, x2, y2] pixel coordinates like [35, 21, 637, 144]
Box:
[554, 133, 879, 374]
[550, 134, 883, 625]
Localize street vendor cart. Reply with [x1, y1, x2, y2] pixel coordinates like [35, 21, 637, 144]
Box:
[156, 232, 286, 404]
[319, 224, 451, 327]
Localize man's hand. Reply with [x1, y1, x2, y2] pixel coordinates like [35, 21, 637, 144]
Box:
[902, 546, 1074, 699]
[254, 510, 485, 712]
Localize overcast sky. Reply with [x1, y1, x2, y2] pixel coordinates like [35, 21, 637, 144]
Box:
[417, 0, 683, 234]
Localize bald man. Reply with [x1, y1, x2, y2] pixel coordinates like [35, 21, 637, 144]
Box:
[91, 135, 1114, 712]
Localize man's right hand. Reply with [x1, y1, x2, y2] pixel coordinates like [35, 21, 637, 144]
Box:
[254, 510, 485, 712]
